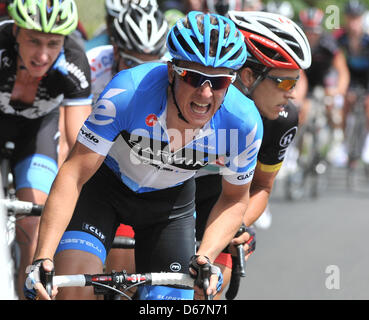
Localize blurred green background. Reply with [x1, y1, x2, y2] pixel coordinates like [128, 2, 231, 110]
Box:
[76, 0, 369, 39]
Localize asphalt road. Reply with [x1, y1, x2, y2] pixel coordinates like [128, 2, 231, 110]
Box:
[231, 164, 369, 300]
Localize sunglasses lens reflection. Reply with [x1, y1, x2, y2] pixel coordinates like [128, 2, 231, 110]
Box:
[177, 69, 233, 90]
[277, 79, 298, 91]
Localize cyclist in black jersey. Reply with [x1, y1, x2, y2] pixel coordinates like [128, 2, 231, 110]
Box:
[0, 0, 92, 299]
[195, 11, 312, 296]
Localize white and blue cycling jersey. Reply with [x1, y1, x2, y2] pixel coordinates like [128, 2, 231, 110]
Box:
[77, 63, 263, 193]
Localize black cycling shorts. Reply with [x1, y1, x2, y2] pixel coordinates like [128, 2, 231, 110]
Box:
[0, 110, 59, 194]
[56, 163, 196, 275]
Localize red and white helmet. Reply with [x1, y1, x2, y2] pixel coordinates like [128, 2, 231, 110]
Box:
[228, 10, 311, 70]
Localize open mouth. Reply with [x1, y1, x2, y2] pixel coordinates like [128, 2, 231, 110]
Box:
[190, 102, 211, 115]
[31, 60, 48, 69]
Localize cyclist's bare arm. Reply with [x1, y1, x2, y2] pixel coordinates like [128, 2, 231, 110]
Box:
[197, 178, 250, 262]
[330, 50, 350, 96]
[195, 178, 249, 296]
[243, 165, 279, 227]
[58, 105, 92, 166]
[33, 142, 105, 284]
[63, 104, 92, 151]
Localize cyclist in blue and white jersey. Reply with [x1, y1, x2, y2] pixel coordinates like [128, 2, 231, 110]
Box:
[25, 11, 263, 300]
[1, 0, 92, 299]
[195, 11, 311, 296]
[87, 1, 169, 284]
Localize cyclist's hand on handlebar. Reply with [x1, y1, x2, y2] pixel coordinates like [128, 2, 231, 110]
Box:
[189, 255, 223, 300]
[229, 226, 256, 261]
[24, 258, 58, 300]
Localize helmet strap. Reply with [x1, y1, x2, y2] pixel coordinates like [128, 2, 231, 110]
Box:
[235, 73, 250, 97]
[170, 77, 189, 124]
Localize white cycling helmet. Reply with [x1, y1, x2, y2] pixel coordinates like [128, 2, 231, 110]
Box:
[105, 0, 158, 18]
[112, 2, 168, 55]
[228, 10, 311, 70]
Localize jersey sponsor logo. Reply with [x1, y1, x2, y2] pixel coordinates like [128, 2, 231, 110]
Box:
[88, 93, 119, 126]
[124, 131, 212, 170]
[82, 223, 106, 243]
[62, 61, 89, 89]
[59, 238, 103, 254]
[170, 262, 182, 272]
[279, 126, 298, 148]
[237, 168, 255, 181]
[279, 110, 289, 118]
[145, 114, 158, 127]
[80, 127, 99, 143]
[131, 142, 210, 169]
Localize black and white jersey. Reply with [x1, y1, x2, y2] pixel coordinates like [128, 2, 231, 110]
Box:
[0, 19, 92, 119]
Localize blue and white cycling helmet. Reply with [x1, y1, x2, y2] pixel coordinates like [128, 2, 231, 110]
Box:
[166, 11, 247, 70]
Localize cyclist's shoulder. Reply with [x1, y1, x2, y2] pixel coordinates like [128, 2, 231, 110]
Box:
[98, 63, 168, 112]
[263, 101, 298, 138]
[108, 62, 168, 94]
[0, 18, 14, 48]
[86, 45, 114, 79]
[48, 37, 91, 93]
[275, 101, 298, 126]
[86, 44, 114, 62]
[63, 35, 90, 65]
[220, 85, 262, 127]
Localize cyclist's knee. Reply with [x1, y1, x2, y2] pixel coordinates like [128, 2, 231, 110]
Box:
[54, 249, 103, 300]
[16, 187, 48, 205]
[16, 216, 40, 244]
[105, 248, 135, 273]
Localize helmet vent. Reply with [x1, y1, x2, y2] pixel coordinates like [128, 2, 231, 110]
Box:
[257, 21, 305, 61]
[249, 38, 285, 62]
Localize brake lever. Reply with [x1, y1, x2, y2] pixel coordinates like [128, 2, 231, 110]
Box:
[198, 264, 213, 300]
[234, 224, 247, 277]
[40, 267, 54, 298]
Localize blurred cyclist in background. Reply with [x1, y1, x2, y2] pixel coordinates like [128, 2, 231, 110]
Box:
[299, 7, 349, 124]
[297, 7, 350, 167]
[86, 1, 168, 284]
[334, 0, 369, 167]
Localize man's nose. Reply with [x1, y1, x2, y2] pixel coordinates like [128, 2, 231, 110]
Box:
[35, 47, 49, 63]
[197, 80, 213, 98]
[285, 87, 297, 100]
